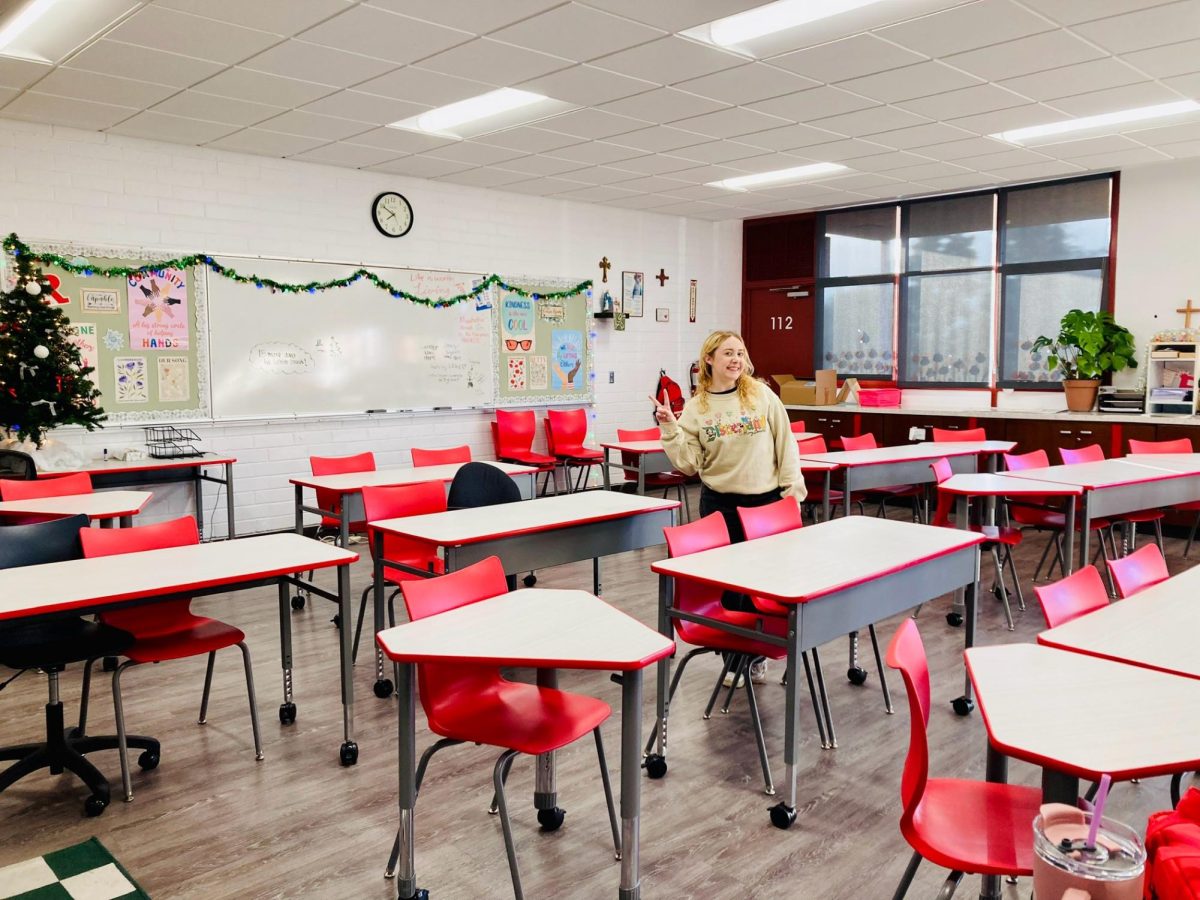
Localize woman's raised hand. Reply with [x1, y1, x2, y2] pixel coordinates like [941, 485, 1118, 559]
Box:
[649, 393, 674, 423]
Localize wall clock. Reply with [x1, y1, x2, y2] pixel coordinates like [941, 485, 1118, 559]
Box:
[371, 191, 413, 238]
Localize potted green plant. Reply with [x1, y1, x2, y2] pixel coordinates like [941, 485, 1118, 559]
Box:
[1031, 309, 1138, 412]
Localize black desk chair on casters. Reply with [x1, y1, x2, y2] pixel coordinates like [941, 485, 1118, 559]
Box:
[448, 462, 529, 590]
[0, 448, 36, 480]
[0, 514, 159, 816]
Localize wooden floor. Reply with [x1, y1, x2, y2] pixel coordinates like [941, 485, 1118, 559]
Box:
[0, 494, 1192, 899]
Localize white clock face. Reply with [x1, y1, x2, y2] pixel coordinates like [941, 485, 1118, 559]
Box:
[373, 192, 413, 237]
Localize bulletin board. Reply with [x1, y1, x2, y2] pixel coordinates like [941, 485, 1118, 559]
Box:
[27, 244, 209, 423]
[495, 278, 593, 406]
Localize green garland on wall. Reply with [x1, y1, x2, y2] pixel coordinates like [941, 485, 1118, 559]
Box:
[3, 234, 592, 306]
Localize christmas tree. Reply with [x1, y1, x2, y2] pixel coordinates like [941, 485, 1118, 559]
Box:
[0, 248, 104, 446]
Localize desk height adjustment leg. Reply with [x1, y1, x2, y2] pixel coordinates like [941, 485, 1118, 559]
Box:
[619, 668, 643, 900]
[769, 608, 800, 830]
[337, 563, 358, 766]
[395, 662, 426, 900]
[277, 582, 297, 725]
[643, 575, 671, 780]
[534, 669, 563, 830]
[952, 548, 982, 717]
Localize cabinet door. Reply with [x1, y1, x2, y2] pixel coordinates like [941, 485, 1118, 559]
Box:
[881, 413, 975, 444]
[1153, 423, 1200, 450]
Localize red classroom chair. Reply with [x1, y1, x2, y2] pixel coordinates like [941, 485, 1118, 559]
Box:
[78, 516, 262, 802]
[492, 409, 557, 496]
[1060, 443, 1165, 556]
[616, 426, 690, 521]
[931, 426, 987, 442]
[0, 471, 93, 524]
[545, 409, 603, 493]
[384, 556, 619, 899]
[840, 433, 925, 521]
[796, 435, 860, 520]
[1032, 564, 1109, 629]
[309, 451, 376, 537]
[789, 420, 807, 434]
[1108, 543, 1169, 598]
[885, 619, 1040, 899]
[411, 445, 470, 467]
[1127, 437, 1200, 557]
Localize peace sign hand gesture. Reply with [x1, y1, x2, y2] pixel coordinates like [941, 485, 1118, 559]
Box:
[649, 393, 675, 424]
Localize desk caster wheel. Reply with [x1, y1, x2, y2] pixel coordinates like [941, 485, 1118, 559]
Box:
[769, 802, 797, 830]
[946, 612, 963, 627]
[951, 696, 974, 716]
[84, 794, 108, 817]
[102, 656, 118, 672]
[400, 891, 429, 900]
[291, 594, 306, 611]
[339, 741, 359, 766]
[523, 573, 537, 587]
[537, 807, 566, 831]
[643, 754, 667, 779]
[847, 666, 868, 686]
[137, 750, 159, 770]
[373, 679, 393, 699]
[279, 702, 297, 725]
[331, 614, 341, 629]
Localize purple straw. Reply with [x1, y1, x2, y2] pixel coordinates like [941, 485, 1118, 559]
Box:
[1086, 774, 1112, 849]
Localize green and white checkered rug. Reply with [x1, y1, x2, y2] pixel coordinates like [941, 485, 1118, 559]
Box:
[0, 838, 149, 900]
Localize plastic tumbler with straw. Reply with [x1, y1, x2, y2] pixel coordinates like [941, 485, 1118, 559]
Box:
[1032, 775, 1145, 899]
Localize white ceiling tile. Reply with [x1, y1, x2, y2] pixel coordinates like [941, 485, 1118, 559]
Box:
[767, 34, 926, 84]
[109, 110, 240, 144]
[0, 87, 18, 107]
[998, 59, 1148, 102]
[599, 88, 728, 124]
[985, 160, 1086, 180]
[740, 122, 845, 151]
[669, 140, 770, 164]
[152, 91, 284, 127]
[1072, 2, 1200, 53]
[420, 141, 526, 166]
[367, 155, 475, 177]
[575, 0, 765, 32]
[847, 150, 940, 172]
[945, 30, 1105, 82]
[3, 92, 136, 130]
[538, 108, 649, 139]
[868, 121, 977, 149]
[949, 147, 1054, 169]
[658, 183, 728, 201]
[517, 65, 657, 106]
[607, 124, 711, 152]
[1158, 138, 1200, 158]
[298, 6, 471, 65]
[300, 91, 428, 125]
[241, 41, 396, 87]
[474, 126, 583, 154]
[1040, 134, 1144, 157]
[34, 69, 177, 108]
[917, 136, 1013, 159]
[675, 64, 819, 106]
[189, 68, 334, 107]
[789, 137, 896, 161]
[899, 84, 1031, 120]
[724, 152, 822, 174]
[1124, 39, 1200, 78]
[155, 0, 353, 36]
[494, 155, 589, 176]
[876, 0, 1055, 58]
[590, 36, 744, 85]
[0, 56, 51, 90]
[821, 172, 907, 191]
[947, 103, 1063, 135]
[864, 161, 968, 181]
[436, 167, 534, 188]
[491, 4, 664, 63]
[206, 128, 329, 156]
[812, 105, 930, 137]
[289, 142, 403, 167]
[356, 67, 493, 108]
[600, 193, 684, 209]
[418, 38, 573, 84]
[365, 0, 562, 34]
[610, 174, 692, 193]
[839, 61, 983, 104]
[256, 110, 373, 140]
[608, 154, 699, 175]
[1017, 0, 1176, 26]
[662, 163, 746, 184]
[1164, 72, 1200, 97]
[66, 40, 223, 88]
[748, 86, 878, 121]
[1124, 120, 1200, 146]
[544, 140, 644, 164]
[916, 172, 995, 190]
[106, 7, 279, 65]
[668, 106, 789, 139]
[560, 165, 644, 185]
[646, 199, 726, 216]
[500, 175, 590, 195]
[347, 126, 456, 153]
[1046, 82, 1181, 118]
[554, 184, 641, 201]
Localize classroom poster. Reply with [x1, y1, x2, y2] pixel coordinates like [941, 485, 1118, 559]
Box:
[500, 293, 535, 353]
[82, 288, 120, 313]
[114, 356, 148, 404]
[507, 356, 526, 390]
[550, 329, 582, 391]
[67, 322, 99, 372]
[157, 355, 189, 402]
[528, 355, 548, 390]
[128, 268, 190, 350]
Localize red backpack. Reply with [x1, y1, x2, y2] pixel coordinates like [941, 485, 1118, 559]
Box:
[654, 369, 685, 421]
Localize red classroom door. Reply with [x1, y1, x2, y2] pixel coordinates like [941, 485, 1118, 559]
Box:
[742, 286, 814, 379]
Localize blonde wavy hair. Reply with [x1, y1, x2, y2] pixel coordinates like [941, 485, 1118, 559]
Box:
[696, 330, 758, 413]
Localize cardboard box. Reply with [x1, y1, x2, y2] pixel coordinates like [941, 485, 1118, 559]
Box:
[773, 370, 842, 406]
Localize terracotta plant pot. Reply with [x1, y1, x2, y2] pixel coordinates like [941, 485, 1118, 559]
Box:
[1062, 379, 1100, 412]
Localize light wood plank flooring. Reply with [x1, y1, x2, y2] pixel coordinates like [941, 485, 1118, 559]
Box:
[0, 496, 1191, 899]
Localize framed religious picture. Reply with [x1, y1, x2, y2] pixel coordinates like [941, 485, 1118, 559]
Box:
[622, 270, 644, 318]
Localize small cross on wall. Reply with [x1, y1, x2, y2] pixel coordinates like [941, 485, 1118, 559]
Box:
[656, 268, 669, 287]
[1178, 298, 1198, 330]
[598, 256, 611, 283]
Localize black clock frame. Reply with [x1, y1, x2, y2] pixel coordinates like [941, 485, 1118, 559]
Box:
[371, 191, 413, 238]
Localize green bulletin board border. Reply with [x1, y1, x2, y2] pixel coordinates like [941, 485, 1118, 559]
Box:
[18, 239, 211, 423]
[493, 276, 594, 407]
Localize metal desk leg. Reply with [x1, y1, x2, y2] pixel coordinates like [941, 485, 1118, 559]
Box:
[1064, 496, 1077, 576]
[195, 466, 205, 540]
[1042, 768, 1080, 805]
[594, 557, 602, 596]
[1079, 494, 1091, 574]
[535, 669, 560, 826]
[644, 575, 671, 776]
[277, 583, 296, 725]
[337, 563, 358, 766]
[374, 530, 392, 698]
[225, 462, 236, 538]
[821, 470, 831, 522]
[979, 742, 1008, 900]
[119, 516, 131, 528]
[953, 546, 981, 716]
[294, 483, 304, 535]
[619, 669, 644, 899]
[949, 495, 970, 624]
[602, 448, 613, 491]
[769, 605, 801, 829]
[637, 456, 645, 497]
[396, 662, 424, 900]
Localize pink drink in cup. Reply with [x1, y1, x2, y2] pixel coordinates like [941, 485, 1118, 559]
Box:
[1032, 804, 1144, 899]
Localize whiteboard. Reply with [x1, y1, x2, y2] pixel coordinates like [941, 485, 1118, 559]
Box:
[207, 257, 495, 418]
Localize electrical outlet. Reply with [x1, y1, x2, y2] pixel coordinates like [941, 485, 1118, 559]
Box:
[608, 371, 615, 383]
[908, 426, 926, 441]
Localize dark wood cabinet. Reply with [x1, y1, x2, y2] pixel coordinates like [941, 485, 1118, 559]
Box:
[1150, 422, 1200, 449]
[880, 414, 985, 445]
[1005, 420, 1112, 461]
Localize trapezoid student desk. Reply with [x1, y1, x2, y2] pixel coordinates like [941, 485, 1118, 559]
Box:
[0, 533, 363, 765]
[649, 515, 983, 830]
[377, 588, 674, 900]
[0, 490, 153, 527]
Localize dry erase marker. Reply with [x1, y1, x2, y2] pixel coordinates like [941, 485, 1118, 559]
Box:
[365, 409, 387, 413]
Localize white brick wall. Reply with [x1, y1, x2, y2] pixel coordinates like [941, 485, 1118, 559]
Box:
[1, 119, 742, 536]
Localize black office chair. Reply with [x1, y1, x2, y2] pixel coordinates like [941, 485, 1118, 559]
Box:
[0, 448, 36, 480]
[0, 515, 160, 816]
[447, 461, 526, 590]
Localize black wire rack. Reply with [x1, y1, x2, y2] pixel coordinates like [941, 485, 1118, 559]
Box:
[144, 425, 204, 459]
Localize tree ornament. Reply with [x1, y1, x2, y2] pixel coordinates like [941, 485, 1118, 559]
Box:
[33, 344, 49, 359]
[24, 281, 41, 296]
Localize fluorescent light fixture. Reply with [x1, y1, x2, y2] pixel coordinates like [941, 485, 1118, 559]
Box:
[992, 100, 1200, 144]
[390, 88, 547, 135]
[697, 0, 888, 47]
[708, 162, 846, 191]
[0, 0, 59, 57]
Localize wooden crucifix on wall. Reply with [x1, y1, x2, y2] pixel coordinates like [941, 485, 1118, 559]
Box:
[598, 256, 611, 283]
[1178, 298, 1198, 329]
[656, 268, 669, 286]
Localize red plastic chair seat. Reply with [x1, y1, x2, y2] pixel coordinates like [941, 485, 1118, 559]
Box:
[122, 615, 245, 664]
[1011, 506, 1113, 531]
[678, 607, 789, 659]
[499, 450, 557, 468]
[425, 677, 611, 756]
[554, 445, 603, 461]
[973, 524, 1023, 547]
[1125, 508, 1166, 523]
[905, 778, 1042, 876]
